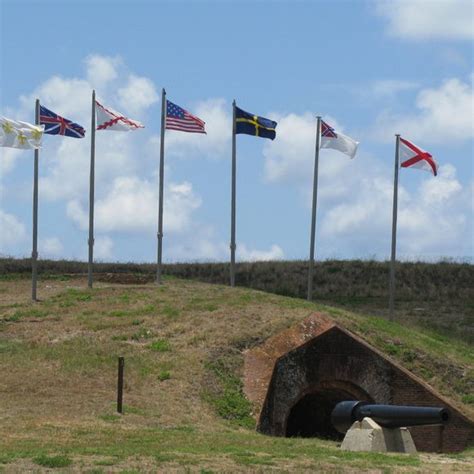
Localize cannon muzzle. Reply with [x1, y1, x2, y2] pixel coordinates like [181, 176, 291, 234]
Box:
[331, 401, 450, 434]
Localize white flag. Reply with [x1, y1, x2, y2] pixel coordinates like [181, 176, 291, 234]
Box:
[95, 101, 144, 131]
[0, 117, 44, 150]
[399, 137, 438, 176]
[320, 120, 358, 159]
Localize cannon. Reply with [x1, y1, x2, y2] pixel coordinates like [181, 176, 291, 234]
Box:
[332, 400, 450, 434]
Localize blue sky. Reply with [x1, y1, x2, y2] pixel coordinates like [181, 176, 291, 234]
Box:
[1, 0, 473, 263]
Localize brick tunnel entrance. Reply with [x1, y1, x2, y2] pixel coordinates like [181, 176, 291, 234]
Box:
[286, 389, 357, 439]
[244, 314, 474, 452]
[285, 381, 374, 439]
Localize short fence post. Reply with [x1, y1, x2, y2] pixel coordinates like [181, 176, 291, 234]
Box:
[117, 356, 124, 414]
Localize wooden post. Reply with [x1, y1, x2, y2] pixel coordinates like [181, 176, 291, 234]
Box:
[117, 356, 124, 414]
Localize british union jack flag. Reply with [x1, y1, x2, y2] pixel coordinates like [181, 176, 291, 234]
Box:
[40, 105, 85, 138]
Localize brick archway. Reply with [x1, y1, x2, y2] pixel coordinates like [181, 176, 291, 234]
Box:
[283, 380, 374, 439]
[243, 313, 474, 452]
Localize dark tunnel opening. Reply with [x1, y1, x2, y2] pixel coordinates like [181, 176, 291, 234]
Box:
[285, 389, 355, 440]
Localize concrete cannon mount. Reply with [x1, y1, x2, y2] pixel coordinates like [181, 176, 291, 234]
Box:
[243, 313, 474, 453]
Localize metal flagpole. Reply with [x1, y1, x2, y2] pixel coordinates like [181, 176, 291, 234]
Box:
[230, 100, 237, 287]
[87, 90, 96, 289]
[307, 116, 321, 301]
[156, 88, 166, 284]
[389, 134, 400, 321]
[31, 99, 40, 301]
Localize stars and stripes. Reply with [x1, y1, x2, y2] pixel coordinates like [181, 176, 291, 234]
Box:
[166, 100, 206, 134]
[40, 105, 85, 138]
[399, 137, 438, 176]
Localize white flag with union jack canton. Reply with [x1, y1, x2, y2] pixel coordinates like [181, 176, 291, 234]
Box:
[320, 120, 358, 159]
[166, 100, 206, 134]
[399, 137, 438, 176]
[95, 101, 144, 131]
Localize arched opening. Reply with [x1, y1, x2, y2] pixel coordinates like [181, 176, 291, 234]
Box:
[285, 382, 373, 440]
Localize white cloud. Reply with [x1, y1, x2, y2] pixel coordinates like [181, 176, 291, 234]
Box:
[0, 210, 27, 252]
[95, 236, 114, 260]
[371, 80, 419, 99]
[260, 109, 471, 259]
[321, 176, 393, 236]
[2, 55, 218, 262]
[0, 148, 23, 175]
[375, 0, 474, 40]
[263, 112, 316, 184]
[237, 243, 284, 261]
[5, 57, 154, 203]
[320, 163, 469, 258]
[39, 131, 138, 202]
[117, 75, 159, 116]
[165, 231, 285, 263]
[263, 112, 354, 196]
[373, 76, 474, 143]
[41, 237, 64, 258]
[420, 164, 462, 204]
[85, 54, 121, 87]
[19, 75, 91, 121]
[67, 176, 201, 234]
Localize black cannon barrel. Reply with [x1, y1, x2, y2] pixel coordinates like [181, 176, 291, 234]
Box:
[331, 401, 450, 434]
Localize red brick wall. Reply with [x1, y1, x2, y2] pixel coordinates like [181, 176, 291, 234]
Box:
[245, 313, 474, 453]
[391, 366, 474, 452]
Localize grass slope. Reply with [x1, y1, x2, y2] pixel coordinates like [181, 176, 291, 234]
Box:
[1, 257, 472, 344]
[0, 275, 473, 472]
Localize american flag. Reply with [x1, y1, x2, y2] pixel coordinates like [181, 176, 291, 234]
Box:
[166, 100, 206, 134]
[321, 120, 337, 138]
[40, 105, 85, 138]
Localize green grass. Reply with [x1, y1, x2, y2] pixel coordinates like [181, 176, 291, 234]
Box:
[99, 414, 121, 423]
[33, 454, 73, 468]
[0, 454, 14, 464]
[2, 308, 49, 322]
[161, 305, 180, 318]
[131, 328, 154, 341]
[149, 339, 171, 352]
[204, 353, 255, 429]
[462, 394, 474, 404]
[158, 370, 171, 381]
[106, 305, 156, 318]
[2, 425, 424, 470]
[122, 405, 146, 416]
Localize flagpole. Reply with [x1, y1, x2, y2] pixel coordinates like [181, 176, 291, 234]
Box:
[31, 98, 40, 301]
[230, 100, 237, 287]
[307, 116, 321, 301]
[87, 90, 96, 289]
[156, 88, 166, 284]
[389, 134, 400, 321]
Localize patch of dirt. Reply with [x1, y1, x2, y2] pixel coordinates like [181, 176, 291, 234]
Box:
[95, 273, 154, 285]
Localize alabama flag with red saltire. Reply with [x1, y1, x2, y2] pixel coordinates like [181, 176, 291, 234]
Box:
[399, 137, 438, 176]
[95, 101, 144, 131]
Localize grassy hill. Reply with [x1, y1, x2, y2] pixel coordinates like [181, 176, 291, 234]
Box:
[0, 274, 473, 472]
[2, 258, 473, 344]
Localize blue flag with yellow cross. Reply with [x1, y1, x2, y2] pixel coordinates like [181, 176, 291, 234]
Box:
[235, 106, 277, 140]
